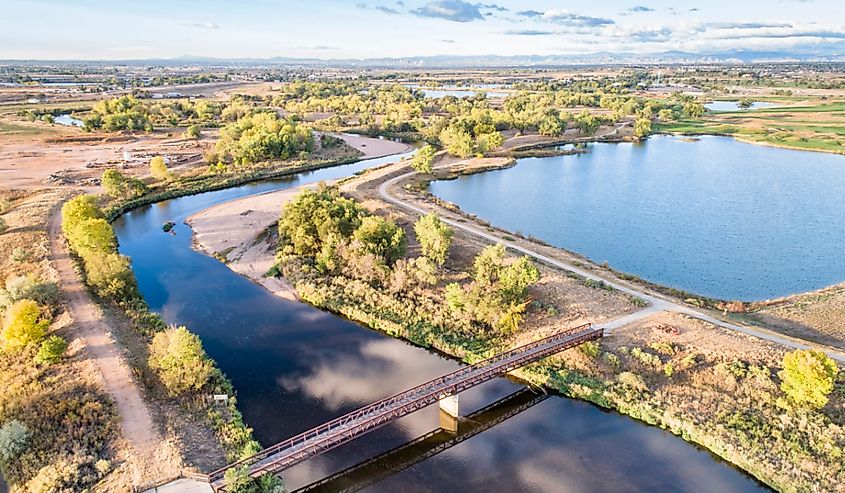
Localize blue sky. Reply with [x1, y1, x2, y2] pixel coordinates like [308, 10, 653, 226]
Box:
[2, 0, 844, 59]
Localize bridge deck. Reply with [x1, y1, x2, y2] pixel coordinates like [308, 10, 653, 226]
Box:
[208, 324, 601, 489]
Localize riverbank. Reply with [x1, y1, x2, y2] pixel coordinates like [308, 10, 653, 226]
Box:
[185, 153, 844, 492]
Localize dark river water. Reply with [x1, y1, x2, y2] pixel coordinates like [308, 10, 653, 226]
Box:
[430, 135, 845, 301]
[113, 152, 768, 492]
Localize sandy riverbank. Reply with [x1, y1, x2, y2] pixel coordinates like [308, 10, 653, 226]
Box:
[334, 133, 411, 158]
[187, 187, 303, 301]
[186, 134, 410, 300]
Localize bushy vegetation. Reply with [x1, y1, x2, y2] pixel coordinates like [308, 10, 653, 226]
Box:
[150, 155, 170, 181]
[778, 349, 838, 409]
[83, 95, 152, 132]
[61, 193, 261, 463]
[414, 213, 453, 267]
[1, 299, 49, 348]
[102, 169, 149, 199]
[0, 189, 118, 492]
[445, 245, 540, 334]
[410, 145, 436, 173]
[215, 112, 315, 166]
[148, 326, 215, 396]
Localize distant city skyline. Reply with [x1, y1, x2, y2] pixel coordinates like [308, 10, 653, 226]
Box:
[2, 0, 844, 60]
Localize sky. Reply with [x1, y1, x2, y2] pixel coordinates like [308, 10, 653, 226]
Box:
[1, 0, 844, 60]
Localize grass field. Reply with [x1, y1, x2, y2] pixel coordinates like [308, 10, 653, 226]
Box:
[657, 98, 845, 154]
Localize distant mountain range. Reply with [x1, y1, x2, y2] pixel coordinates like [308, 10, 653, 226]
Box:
[7, 51, 845, 67]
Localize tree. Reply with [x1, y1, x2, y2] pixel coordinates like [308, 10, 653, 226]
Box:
[150, 156, 170, 181]
[185, 124, 202, 139]
[411, 145, 436, 174]
[538, 115, 565, 137]
[475, 131, 504, 154]
[35, 335, 68, 365]
[61, 194, 103, 238]
[439, 126, 474, 158]
[278, 185, 363, 257]
[1, 299, 49, 348]
[83, 252, 137, 301]
[634, 117, 652, 138]
[414, 213, 453, 267]
[149, 326, 214, 396]
[498, 256, 541, 303]
[683, 101, 705, 118]
[69, 218, 117, 255]
[779, 349, 838, 409]
[738, 98, 754, 109]
[0, 419, 29, 462]
[101, 169, 148, 199]
[353, 216, 406, 265]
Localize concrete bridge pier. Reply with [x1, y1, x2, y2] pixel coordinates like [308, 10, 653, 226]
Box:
[439, 394, 459, 433]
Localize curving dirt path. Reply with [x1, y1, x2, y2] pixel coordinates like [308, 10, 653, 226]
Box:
[378, 162, 845, 364]
[48, 207, 167, 484]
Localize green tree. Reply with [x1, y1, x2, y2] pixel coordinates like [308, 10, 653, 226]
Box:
[738, 98, 754, 109]
[411, 145, 436, 174]
[1, 299, 49, 348]
[70, 218, 117, 255]
[683, 101, 705, 118]
[498, 256, 541, 303]
[353, 216, 406, 264]
[83, 252, 137, 301]
[634, 117, 652, 138]
[101, 169, 148, 199]
[475, 131, 504, 154]
[150, 156, 170, 181]
[185, 124, 202, 139]
[61, 194, 103, 238]
[278, 185, 363, 257]
[148, 326, 214, 396]
[35, 335, 68, 365]
[0, 419, 30, 462]
[538, 115, 565, 137]
[779, 349, 838, 409]
[439, 126, 474, 158]
[414, 213, 453, 267]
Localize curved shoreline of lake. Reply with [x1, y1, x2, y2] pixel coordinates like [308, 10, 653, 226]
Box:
[429, 135, 845, 302]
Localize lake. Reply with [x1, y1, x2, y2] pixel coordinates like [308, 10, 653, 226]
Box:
[429, 135, 845, 300]
[705, 101, 780, 112]
[54, 113, 84, 127]
[113, 151, 769, 492]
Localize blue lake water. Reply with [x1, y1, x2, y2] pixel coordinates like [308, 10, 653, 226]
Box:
[429, 135, 845, 300]
[112, 151, 769, 492]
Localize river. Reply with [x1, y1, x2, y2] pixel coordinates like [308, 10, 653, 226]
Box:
[429, 135, 845, 301]
[113, 152, 769, 492]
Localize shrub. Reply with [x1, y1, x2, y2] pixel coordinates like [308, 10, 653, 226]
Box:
[149, 326, 214, 396]
[83, 252, 138, 301]
[1, 299, 49, 348]
[778, 349, 838, 409]
[278, 185, 363, 257]
[0, 216, 7, 234]
[101, 169, 148, 199]
[35, 335, 68, 365]
[185, 124, 202, 139]
[617, 371, 648, 392]
[0, 419, 30, 462]
[150, 156, 170, 181]
[414, 213, 453, 267]
[61, 194, 103, 238]
[0, 276, 60, 311]
[9, 247, 30, 263]
[353, 215, 406, 265]
[580, 340, 600, 359]
[67, 218, 117, 256]
[410, 145, 436, 173]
